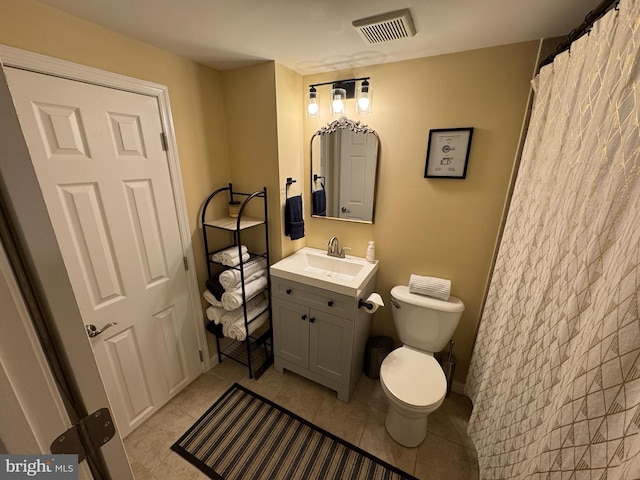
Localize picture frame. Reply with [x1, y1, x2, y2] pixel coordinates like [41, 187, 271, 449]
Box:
[424, 127, 474, 179]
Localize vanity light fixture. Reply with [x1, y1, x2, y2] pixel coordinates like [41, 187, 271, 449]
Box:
[306, 86, 319, 118]
[307, 77, 373, 117]
[330, 87, 347, 116]
[356, 79, 372, 114]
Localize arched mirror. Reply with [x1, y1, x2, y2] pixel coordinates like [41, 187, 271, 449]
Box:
[310, 117, 380, 223]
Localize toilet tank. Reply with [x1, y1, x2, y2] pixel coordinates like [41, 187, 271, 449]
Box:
[390, 285, 465, 353]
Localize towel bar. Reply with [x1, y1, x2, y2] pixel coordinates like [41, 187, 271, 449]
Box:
[285, 177, 296, 199]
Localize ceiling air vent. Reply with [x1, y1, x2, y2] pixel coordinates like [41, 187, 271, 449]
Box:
[352, 9, 416, 45]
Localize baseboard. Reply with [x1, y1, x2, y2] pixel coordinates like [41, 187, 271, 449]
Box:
[207, 355, 219, 371]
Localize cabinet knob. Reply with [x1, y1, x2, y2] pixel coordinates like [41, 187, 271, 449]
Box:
[286, 289, 292, 294]
[301, 314, 307, 321]
[309, 317, 315, 323]
[327, 300, 334, 307]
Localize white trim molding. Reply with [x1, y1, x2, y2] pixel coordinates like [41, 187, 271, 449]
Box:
[0, 44, 210, 370]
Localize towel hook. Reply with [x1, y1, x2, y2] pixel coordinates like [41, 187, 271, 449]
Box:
[285, 177, 296, 199]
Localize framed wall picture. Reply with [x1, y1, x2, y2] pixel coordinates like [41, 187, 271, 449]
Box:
[424, 127, 474, 179]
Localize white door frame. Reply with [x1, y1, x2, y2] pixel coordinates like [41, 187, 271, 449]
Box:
[0, 44, 209, 477]
[0, 237, 93, 480]
[0, 44, 210, 370]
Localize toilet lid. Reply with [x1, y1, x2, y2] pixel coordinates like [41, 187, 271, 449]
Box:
[380, 347, 446, 408]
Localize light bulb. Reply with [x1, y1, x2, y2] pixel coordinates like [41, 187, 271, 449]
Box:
[356, 80, 372, 114]
[331, 87, 346, 116]
[332, 98, 344, 114]
[308, 100, 318, 117]
[357, 95, 369, 112]
[306, 86, 319, 118]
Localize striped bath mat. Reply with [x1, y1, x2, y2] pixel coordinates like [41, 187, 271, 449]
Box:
[171, 383, 417, 480]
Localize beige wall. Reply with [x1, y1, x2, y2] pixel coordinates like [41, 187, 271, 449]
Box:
[0, 0, 230, 357]
[303, 42, 540, 382]
[221, 63, 283, 261]
[221, 62, 305, 262]
[274, 63, 305, 259]
[1, 0, 541, 384]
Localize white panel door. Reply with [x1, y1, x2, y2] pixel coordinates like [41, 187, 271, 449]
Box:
[5, 67, 202, 437]
[338, 129, 377, 221]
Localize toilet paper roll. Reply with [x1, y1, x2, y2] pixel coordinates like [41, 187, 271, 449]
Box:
[362, 292, 384, 313]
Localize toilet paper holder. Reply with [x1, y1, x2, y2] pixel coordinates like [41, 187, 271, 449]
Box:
[359, 298, 375, 310]
[359, 293, 384, 312]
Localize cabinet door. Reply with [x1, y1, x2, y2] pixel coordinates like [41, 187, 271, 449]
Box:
[272, 297, 309, 369]
[309, 309, 352, 384]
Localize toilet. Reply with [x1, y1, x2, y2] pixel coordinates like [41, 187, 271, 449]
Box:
[379, 285, 465, 447]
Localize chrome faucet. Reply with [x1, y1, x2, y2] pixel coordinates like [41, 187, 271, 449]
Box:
[327, 236, 349, 258]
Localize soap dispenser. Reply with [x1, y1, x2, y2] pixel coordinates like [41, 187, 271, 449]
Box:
[366, 241, 376, 263]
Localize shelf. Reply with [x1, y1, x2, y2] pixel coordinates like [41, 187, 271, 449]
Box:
[220, 331, 273, 379]
[204, 216, 264, 231]
[201, 184, 272, 381]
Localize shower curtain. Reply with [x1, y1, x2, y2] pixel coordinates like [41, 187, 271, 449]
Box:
[466, 0, 640, 477]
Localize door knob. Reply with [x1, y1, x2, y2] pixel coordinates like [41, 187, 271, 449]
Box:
[86, 322, 117, 338]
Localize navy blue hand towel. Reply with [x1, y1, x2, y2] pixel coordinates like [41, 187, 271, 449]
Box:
[312, 189, 326, 216]
[285, 195, 305, 240]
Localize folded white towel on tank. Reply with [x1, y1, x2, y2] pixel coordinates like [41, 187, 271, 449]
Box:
[219, 258, 267, 290]
[409, 274, 451, 301]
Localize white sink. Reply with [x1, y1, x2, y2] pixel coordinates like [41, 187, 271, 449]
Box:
[271, 247, 378, 296]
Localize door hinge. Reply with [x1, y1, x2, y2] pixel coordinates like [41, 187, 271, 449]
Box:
[183, 256, 189, 271]
[50, 408, 115, 462]
[199, 350, 203, 362]
[160, 132, 169, 151]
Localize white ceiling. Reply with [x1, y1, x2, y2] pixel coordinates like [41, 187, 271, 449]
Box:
[38, 0, 603, 75]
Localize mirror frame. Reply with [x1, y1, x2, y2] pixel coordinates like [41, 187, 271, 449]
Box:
[310, 117, 380, 224]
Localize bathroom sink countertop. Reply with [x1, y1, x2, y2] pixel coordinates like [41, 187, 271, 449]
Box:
[270, 247, 378, 296]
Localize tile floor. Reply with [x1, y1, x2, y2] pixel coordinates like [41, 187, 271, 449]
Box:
[124, 361, 479, 479]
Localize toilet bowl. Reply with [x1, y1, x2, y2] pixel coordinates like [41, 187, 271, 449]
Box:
[380, 346, 447, 446]
[380, 286, 464, 447]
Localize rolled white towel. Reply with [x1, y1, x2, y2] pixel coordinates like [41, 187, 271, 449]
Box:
[222, 245, 247, 261]
[206, 305, 226, 324]
[210, 245, 249, 266]
[225, 311, 269, 341]
[219, 296, 266, 328]
[203, 289, 223, 307]
[225, 252, 250, 267]
[219, 259, 267, 290]
[222, 276, 268, 310]
[222, 269, 265, 292]
[409, 274, 451, 300]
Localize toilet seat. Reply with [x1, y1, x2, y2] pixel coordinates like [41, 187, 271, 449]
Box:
[380, 347, 446, 409]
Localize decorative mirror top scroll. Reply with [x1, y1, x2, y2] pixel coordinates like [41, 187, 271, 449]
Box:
[311, 117, 380, 223]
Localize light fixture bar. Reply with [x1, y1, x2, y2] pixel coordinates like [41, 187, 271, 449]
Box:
[309, 77, 370, 90]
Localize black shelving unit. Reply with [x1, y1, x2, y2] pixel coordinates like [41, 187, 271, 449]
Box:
[201, 183, 272, 379]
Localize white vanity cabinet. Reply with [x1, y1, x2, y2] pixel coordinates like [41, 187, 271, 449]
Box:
[271, 275, 376, 402]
